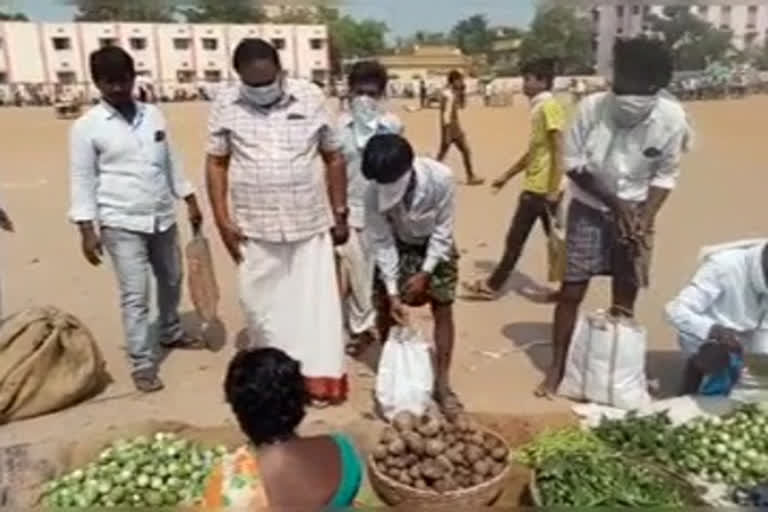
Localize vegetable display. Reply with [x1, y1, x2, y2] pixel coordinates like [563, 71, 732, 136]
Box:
[42, 433, 228, 508]
[518, 427, 690, 507]
[371, 411, 509, 493]
[595, 404, 768, 489]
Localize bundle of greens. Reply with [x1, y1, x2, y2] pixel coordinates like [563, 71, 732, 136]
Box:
[41, 432, 229, 508]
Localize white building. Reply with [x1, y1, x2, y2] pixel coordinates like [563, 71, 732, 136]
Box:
[0, 21, 329, 99]
[563, 1, 768, 75]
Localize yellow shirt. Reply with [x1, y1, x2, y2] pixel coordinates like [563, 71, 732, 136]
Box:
[522, 94, 566, 195]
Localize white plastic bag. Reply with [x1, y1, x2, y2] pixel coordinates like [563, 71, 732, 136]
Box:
[558, 310, 651, 410]
[375, 326, 434, 420]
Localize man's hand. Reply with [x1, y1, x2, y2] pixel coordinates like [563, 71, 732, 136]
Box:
[79, 226, 102, 266]
[389, 295, 410, 326]
[0, 208, 14, 232]
[614, 200, 639, 242]
[491, 176, 508, 194]
[330, 216, 350, 246]
[185, 195, 203, 234]
[216, 219, 245, 264]
[403, 271, 430, 304]
[709, 324, 745, 354]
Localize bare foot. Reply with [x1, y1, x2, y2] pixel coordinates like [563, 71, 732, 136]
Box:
[534, 374, 559, 400]
[461, 279, 497, 300]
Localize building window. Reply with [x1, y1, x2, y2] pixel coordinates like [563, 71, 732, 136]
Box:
[747, 5, 758, 29]
[309, 38, 324, 50]
[616, 5, 625, 18]
[57, 71, 76, 85]
[202, 38, 218, 50]
[591, 7, 600, 25]
[174, 38, 191, 50]
[177, 70, 195, 83]
[52, 37, 72, 50]
[271, 38, 286, 50]
[99, 38, 117, 48]
[204, 70, 222, 82]
[643, 5, 651, 18]
[0, 38, 4, 50]
[632, 5, 640, 16]
[129, 37, 147, 50]
[698, 5, 708, 15]
[0, 72, 7, 84]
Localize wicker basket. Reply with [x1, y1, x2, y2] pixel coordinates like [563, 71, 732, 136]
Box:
[368, 428, 511, 508]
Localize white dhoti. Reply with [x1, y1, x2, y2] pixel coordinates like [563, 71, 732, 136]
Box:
[239, 232, 347, 402]
[335, 227, 376, 336]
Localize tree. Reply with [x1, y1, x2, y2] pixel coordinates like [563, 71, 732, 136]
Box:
[0, 11, 27, 20]
[450, 14, 492, 55]
[64, 0, 176, 22]
[519, 5, 594, 74]
[330, 15, 388, 59]
[648, 7, 733, 71]
[179, 0, 264, 23]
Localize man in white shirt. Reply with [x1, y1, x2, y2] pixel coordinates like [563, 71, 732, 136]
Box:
[337, 60, 402, 356]
[363, 134, 461, 415]
[666, 240, 768, 395]
[69, 46, 203, 393]
[540, 37, 690, 397]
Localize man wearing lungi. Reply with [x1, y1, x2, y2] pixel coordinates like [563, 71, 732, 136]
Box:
[205, 39, 350, 406]
[539, 36, 690, 397]
[363, 134, 462, 415]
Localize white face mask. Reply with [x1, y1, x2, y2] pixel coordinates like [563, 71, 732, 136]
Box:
[241, 79, 283, 107]
[350, 95, 381, 127]
[610, 93, 658, 128]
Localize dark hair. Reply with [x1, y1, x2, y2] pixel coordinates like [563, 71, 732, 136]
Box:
[90, 46, 135, 83]
[224, 348, 308, 445]
[348, 60, 388, 92]
[362, 134, 414, 184]
[613, 36, 673, 90]
[521, 58, 557, 90]
[233, 38, 281, 72]
[448, 70, 463, 84]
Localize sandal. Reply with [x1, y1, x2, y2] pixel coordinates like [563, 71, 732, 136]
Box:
[132, 369, 164, 393]
[461, 280, 498, 300]
[162, 333, 206, 351]
[345, 330, 378, 357]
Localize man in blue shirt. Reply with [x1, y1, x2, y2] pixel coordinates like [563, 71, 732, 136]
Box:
[69, 46, 203, 392]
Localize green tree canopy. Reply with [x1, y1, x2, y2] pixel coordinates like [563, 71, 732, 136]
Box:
[180, 0, 264, 23]
[330, 15, 388, 59]
[649, 6, 733, 71]
[519, 5, 594, 74]
[64, 0, 176, 22]
[450, 14, 492, 55]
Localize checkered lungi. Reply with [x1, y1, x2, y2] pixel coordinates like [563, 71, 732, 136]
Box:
[564, 199, 653, 287]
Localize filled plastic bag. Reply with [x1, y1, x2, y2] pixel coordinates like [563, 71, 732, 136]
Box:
[185, 233, 220, 328]
[547, 211, 566, 283]
[375, 326, 434, 420]
[558, 310, 651, 410]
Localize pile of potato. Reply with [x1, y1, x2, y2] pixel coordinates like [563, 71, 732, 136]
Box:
[372, 411, 509, 493]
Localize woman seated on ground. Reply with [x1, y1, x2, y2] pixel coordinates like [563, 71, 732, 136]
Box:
[203, 348, 363, 508]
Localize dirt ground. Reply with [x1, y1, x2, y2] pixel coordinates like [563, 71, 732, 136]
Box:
[0, 95, 766, 448]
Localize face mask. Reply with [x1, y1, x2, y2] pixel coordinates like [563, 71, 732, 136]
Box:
[350, 95, 381, 127]
[241, 79, 282, 107]
[610, 93, 658, 128]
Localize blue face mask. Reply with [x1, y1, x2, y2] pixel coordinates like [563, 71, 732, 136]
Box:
[241, 79, 283, 107]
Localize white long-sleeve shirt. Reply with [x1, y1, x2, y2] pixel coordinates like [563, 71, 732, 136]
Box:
[564, 92, 689, 211]
[69, 102, 194, 233]
[666, 244, 768, 353]
[366, 157, 456, 296]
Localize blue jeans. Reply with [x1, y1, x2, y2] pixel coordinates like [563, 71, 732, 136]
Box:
[102, 225, 184, 373]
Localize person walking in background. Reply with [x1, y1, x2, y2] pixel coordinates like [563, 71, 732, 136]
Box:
[69, 46, 203, 393]
[437, 70, 484, 186]
[205, 39, 349, 407]
[666, 240, 768, 396]
[363, 134, 462, 415]
[419, 78, 427, 109]
[464, 58, 565, 301]
[337, 60, 403, 356]
[538, 37, 690, 398]
[0, 204, 13, 318]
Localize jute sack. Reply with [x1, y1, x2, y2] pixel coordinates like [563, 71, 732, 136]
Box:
[0, 306, 110, 424]
[185, 233, 220, 327]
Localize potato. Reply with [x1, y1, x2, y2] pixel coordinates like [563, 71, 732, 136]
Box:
[483, 433, 500, 449]
[384, 456, 397, 468]
[464, 445, 484, 464]
[409, 464, 422, 479]
[414, 479, 428, 490]
[398, 470, 413, 486]
[420, 460, 445, 481]
[372, 443, 388, 461]
[435, 455, 454, 473]
[491, 445, 509, 461]
[425, 439, 446, 457]
[470, 474, 485, 486]
[453, 415, 471, 433]
[404, 453, 418, 466]
[391, 456, 407, 469]
[444, 434, 457, 445]
[393, 411, 417, 433]
[380, 426, 398, 444]
[388, 438, 406, 456]
[469, 432, 485, 447]
[387, 467, 401, 479]
[490, 462, 505, 477]
[473, 459, 491, 477]
[418, 414, 442, 438]
[402, 431, 425, 456]
[447, 448, 464, 465]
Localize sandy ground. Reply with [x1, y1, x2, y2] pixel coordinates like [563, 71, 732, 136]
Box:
[0, 95, 766, 448]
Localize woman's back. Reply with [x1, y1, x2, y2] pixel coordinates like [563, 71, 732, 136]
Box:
[203, 434, 362, 508]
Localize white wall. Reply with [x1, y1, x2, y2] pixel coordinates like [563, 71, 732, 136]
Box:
[294, 25, 330, 82]
[3, 22, 45, 83]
